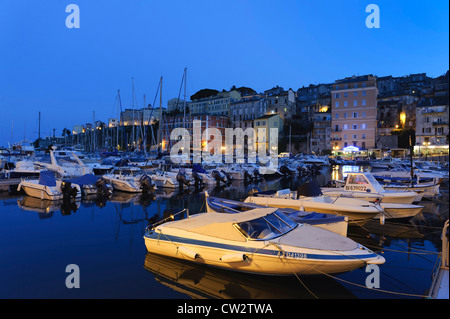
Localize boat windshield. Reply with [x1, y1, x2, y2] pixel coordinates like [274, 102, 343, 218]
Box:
[235, 212, 297, 240]
[365, 174, 382, 192]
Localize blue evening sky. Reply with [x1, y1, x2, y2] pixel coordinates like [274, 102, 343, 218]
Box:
[0, 0, 448, 146]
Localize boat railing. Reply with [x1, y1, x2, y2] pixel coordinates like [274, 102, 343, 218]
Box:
[442, 220, 449, 270]
[145, 208, 190, 232]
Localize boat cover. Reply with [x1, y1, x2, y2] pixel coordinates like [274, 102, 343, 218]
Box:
[159, 208, 278, 242]
[68, 174, 99, 187]
[39, 171, 56, 186]
[193, 164, 207, 174]
[296, 181, 322, 197]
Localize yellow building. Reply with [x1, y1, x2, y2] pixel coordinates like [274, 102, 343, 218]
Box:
[254, 114, 283, 154]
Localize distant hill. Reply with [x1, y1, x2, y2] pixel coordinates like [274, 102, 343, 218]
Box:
[234, 86, 257, 96]
[190, 89, 220, 100]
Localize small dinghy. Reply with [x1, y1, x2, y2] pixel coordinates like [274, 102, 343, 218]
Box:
[144, 208, 385, 276]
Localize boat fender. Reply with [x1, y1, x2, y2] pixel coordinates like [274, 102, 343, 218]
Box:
[178, 246, 200, 259]
[220, 253, 248, 263]
[380, 213, 385, 225]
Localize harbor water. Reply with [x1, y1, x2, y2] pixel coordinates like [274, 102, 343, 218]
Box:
[0, 165, 447, 299]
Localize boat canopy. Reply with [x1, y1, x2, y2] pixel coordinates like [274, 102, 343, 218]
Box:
[39, 171, 56, 187]
[193, 164, 207, 174]
[68, 174, 99, 187]
[159, 208, 287, 242]
[296, 181, 322, 198]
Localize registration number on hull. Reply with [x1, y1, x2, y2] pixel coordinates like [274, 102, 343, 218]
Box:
[286, 252, 307, 259]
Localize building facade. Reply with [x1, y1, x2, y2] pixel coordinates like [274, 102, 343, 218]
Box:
[230, 95, 267, 130]
[415, 95, 449, 155]
[331, 75, 378, 153]
[189, 90, 241, 117]
[161, 114, 229, 152]
[254, 114, 284, 154]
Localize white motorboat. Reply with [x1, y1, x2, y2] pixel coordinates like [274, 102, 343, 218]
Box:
[17, 171, 81, 201]
[151, 170, 192, 189]
[151, 170, 179, 189]
[378, 202, 423, 220]
[321, 172, 421, 204]
[244, 182, 384, 226]
[67, 174, 113, 197]
[3, 158, 42, 179]
[143, 208, 384, 275]
[34, 148, 93, 178]
[380, 181, 440, 199]
[205, 192, 348, 236]
[103, 173, 156, 193]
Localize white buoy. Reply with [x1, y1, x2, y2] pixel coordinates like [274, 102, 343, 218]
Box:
[178, 246, 199, 259]
[220, 253, 247, 263]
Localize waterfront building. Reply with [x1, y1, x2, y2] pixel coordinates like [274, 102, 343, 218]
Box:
[296, 84, 332, 154]
[254, 114, 283, 154]
[189, 90, 241, 117]
[161, 114, 229, 152]
[415, 95, 449, 156]
[331, 75, 378, 155]
[230, 94, 267, 130]
[108, 118, 119, 128]
[121, 107, 164, 126]
[167, 98, 189, 113]
[264, 88, 296, 121]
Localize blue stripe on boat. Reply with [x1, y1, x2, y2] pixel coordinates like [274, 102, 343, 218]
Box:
[144, 232, 376, 261]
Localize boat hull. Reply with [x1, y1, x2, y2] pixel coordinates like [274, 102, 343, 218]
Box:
[244, 196, 380, 227]
[144, 231, 383, 276]
[321, 188, 419, 204]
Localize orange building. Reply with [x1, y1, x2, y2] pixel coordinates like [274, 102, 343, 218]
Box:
[331, 75, 378, 155]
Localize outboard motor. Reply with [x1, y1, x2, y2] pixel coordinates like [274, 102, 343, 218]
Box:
[247, 187, 261, 196]
[221, 170, 232, 184]
[95, 177, 112, 197]
[176, 171, 191, 191]
[140, 174, 155, 193]
[61, 181, 78, 200]
[192, 171, 204, 188]
[244, 170, 253, 183]
[212, 170, 226, 185]
[325, 180, 337, 188]
[280, 165, 291, 176]
[253, 169, 262, 181]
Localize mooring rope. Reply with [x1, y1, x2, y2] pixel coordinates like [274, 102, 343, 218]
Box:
[274, 242, 430, 298]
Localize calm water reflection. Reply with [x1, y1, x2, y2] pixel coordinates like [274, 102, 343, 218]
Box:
[0, 166, 447, 299]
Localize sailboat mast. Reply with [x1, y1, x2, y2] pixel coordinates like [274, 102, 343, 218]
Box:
[183, 67, 187, 130]
[117, 89, 120, 151]
[157, 76, 163, 151]
[132, 77, 135, 150]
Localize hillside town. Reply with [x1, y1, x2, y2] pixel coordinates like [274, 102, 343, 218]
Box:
[25, 70, 448, 160]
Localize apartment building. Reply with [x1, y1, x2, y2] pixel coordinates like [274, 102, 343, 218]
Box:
[331, 75, 378, 153]
[415, 95, 449, 155]
[189, 90, 241, 117]
[230, 94, 267, 130]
